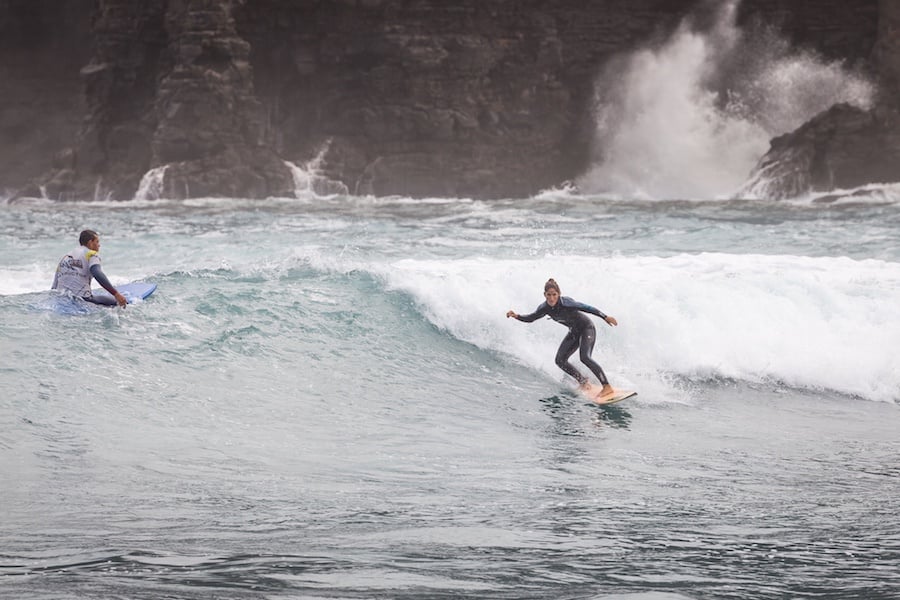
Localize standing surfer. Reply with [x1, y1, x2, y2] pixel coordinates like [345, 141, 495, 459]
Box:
[507, 278, 618, 398]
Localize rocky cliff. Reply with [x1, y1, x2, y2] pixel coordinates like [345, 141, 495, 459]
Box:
[0, 0, 889, 201]
[741, 0, 900, 199]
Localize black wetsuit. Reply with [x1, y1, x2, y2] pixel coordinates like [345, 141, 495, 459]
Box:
[515, 296, 610, 385]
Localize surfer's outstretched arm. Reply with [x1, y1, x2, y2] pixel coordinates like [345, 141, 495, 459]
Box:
[561, 297, 618, 326]
[506, 304, 547, 323]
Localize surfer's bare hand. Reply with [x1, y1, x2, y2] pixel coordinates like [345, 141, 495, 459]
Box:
[604, 316, 617, 326]
[114, 292, 127, 308]
[506, 310, 517, 319]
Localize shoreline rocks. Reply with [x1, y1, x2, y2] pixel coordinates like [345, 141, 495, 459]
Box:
[1, 0, 892, 201]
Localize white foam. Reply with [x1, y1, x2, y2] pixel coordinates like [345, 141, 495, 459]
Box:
[366, 253, 900, 403]
[134, 165, 168, 201]
[0, 264, 57, 295]
[284, 140, 350, 199]
[579, 0, 875, 200]
[0, 262, 142, 296]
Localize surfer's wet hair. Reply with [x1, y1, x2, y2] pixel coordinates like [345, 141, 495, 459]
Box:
[79, 230, 99, 246]
[544, 278, 560, 294]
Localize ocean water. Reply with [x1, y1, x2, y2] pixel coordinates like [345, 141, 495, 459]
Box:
[1, 190, 899, 599]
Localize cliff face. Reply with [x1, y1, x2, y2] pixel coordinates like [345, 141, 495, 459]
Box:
[0, 0, 888, 200]
[0, 0, 93, 195]
[6, 0, 292, 200]
[741, 0, 900, 199]
[235, 0, 697, 198]
[874, 0, 900, 103]
[71, 0, 167, 200]
[151, 0, 292, 198]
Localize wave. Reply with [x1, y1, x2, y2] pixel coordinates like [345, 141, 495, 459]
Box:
[536, 181, 900, 207]
[8, 229, 898, 403]
[8, 179, 900, 213]
[785, 182, 900, 206]
[347, 253, 900, 404]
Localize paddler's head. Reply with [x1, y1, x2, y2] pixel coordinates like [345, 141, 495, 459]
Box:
[79, 229, 100, 252]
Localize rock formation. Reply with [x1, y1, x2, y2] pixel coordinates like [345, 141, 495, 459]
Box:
[0, 0, 891, 201]
[152, 0, 292, 198]
[6, 0, 292, 200]
[742, 0, 900, 199]
[0, 0, 93, 197]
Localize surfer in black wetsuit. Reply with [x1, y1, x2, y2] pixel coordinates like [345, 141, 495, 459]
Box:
[507, 278, 618, 399]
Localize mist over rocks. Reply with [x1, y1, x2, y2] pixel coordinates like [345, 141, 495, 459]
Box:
[743, 0, 900, 199]
[0, 0, 891, 201]
[741, 103, 900, 200]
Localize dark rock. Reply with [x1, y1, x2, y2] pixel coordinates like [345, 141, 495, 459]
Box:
[740, 104, 900, 198]
[0, 0, 93, 196]
[1, 0, 894, 200]
[875, 0, 900, 106]
[741, 0, 900, 199]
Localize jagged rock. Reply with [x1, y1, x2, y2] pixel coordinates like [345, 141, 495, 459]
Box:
[0, 0, 93, 197]
[0, 0, 893, 200]
[741, 104, 900, 198]
[741, 0, 900, 199]
[874, 0, 900, 104]
[162, 146, 291, 198]
[149, 0, 293, 199]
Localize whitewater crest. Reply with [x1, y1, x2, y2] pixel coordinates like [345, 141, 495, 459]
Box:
[737, 147, 811, 200]
[365, 252, 900, 404]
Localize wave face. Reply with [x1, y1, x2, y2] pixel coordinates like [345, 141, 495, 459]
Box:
[4, 194, 897, 403]
[578, 0, 875, 200]
[20, 248, 897, 400]
[369, 253, 900, 404]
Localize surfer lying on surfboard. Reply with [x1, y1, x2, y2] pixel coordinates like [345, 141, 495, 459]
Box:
[506, 278, 619, 400]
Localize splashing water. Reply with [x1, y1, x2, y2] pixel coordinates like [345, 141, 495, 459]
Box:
[285, 141, 350, 198]
[134, 165, 168, 201]
[578, 0, 875, 200]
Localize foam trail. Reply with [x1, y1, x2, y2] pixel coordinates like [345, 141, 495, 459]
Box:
[579, 0, 874, 200]
[368, 253, 900, 404]
[0, 264, 57, 295]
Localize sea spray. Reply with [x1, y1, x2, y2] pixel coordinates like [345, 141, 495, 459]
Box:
[134, 165, 169, 201]
[285, 141, 349, 198]
[369, 253, 900, 403]
[579, 0, 874, 200]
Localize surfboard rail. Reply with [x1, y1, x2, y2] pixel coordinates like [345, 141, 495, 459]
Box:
[579, 383, 638, 405]
[93, 281, 157, 304]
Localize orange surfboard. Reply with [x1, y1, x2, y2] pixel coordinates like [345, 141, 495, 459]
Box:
[580, 384, 638, 405]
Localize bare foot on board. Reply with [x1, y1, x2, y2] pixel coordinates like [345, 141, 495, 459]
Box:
[594, 385, 616, 403]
